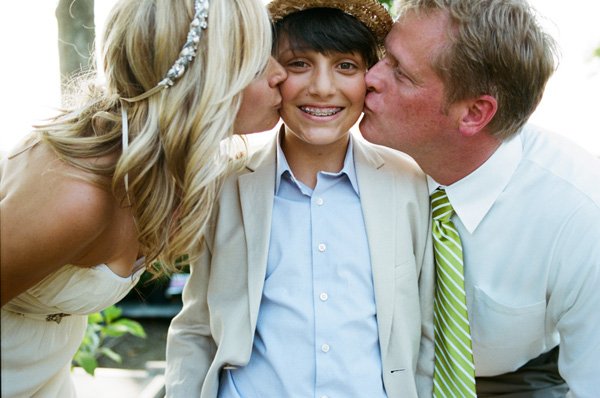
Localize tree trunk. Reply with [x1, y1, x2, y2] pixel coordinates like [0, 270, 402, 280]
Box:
[56, 0, 95, 95]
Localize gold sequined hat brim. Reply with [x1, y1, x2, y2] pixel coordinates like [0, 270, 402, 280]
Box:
[268, 0, 393, 44]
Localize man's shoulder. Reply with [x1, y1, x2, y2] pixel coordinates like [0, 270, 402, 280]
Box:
[519, 124, 600, 207]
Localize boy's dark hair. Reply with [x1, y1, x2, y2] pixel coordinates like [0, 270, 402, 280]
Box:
[273, 8, 380, 68]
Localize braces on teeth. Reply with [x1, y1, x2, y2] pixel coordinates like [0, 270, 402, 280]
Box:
[302, 107, 341, 116]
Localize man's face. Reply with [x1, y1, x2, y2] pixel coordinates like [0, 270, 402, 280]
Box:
[359, 11, 459, 159]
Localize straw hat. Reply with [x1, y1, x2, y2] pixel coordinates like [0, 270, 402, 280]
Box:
[268, 0, 393, 43]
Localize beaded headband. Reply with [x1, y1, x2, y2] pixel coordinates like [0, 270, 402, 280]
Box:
[122, 0, 210, 103]
[160, 0, 210, 88]
[120, 0, 209, 199]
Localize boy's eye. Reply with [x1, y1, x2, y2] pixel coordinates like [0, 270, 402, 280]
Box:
[338, 62, 357, 70]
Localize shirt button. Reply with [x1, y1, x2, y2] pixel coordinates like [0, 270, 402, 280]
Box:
[321, 343, 330, 353]
[315, 197, 324, 206]
[321, 396, 329, 398]
[319, 292, 328, 301]
[318, 243, 326, 252]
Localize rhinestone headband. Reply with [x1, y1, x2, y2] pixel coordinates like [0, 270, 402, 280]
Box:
[122, 0, 209, 103]
[120, 0, 209, 198]
[159, 0, 210, 87]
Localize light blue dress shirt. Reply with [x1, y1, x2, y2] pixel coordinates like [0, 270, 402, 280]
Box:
[219, 135, 387, 398]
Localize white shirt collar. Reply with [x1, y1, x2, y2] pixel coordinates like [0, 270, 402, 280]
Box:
[427, 134, 523, 233]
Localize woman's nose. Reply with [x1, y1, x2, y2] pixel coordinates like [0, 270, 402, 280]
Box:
[268, 57, 287, 87]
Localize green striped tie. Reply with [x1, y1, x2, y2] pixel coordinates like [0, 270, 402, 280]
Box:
[431, 189, 477, 397]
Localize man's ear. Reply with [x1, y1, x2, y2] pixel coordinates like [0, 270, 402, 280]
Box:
[458, 95, 498, 137]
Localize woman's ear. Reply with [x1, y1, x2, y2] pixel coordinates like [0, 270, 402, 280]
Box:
[458, 95, 498, 137]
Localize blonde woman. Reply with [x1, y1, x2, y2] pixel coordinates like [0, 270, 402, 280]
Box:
[0, 0, 286, 396]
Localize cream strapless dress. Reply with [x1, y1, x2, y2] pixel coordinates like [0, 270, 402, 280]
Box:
[1, 262, 144, 398]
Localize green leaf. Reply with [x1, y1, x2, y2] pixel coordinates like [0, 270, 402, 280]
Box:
[112, 319, 147, 338]
[99, 347, 122, 363]
[102, 323, 129, 338]
[73, 351, 98, 376]
[102, 305, 122, 324]
[87, 312, 103, 324]
[79, 327, 101, 352]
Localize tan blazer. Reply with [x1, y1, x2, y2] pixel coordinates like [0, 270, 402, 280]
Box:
[165, 134, 434, 398]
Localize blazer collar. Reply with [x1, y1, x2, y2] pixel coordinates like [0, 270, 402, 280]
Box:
[354, 137, 395, 355]
[238, 137, 277, 332]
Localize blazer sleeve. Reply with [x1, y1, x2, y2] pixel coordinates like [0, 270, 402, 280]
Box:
[165, 242, 216, 397]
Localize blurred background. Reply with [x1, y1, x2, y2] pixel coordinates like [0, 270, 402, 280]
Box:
[1, 0, 599, 155]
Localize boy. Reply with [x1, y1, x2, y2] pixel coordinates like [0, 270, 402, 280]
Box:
[166, 1, 434, 397]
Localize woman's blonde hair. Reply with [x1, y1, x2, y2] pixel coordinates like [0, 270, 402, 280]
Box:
[36, 0, 272, 275]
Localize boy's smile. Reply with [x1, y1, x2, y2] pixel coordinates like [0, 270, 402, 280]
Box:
[276, 40, 367, 149]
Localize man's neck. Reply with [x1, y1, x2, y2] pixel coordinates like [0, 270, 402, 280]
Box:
[420, 135, 502, 186]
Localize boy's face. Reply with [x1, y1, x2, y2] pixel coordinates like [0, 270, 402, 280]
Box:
[276, 37, 367, 148]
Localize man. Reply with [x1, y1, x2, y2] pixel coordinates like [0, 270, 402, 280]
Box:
[360, 0, 600, 397]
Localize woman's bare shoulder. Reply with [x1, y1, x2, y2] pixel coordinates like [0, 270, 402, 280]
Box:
[1, 141, 121, 268]
[3, 141, 115, 220]
[1, 141, 126, 305]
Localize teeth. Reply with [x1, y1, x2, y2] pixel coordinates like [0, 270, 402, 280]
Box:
[300, 106, 341, 117]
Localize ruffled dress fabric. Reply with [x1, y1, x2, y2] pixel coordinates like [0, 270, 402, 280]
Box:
[1, 262, 144, 398]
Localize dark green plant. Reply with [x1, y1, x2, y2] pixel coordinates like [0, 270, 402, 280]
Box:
[72, 305, 146, 376]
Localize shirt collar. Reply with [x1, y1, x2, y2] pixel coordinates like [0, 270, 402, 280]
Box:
[427, 134, 523, 233]
[275, 129, 359, 195]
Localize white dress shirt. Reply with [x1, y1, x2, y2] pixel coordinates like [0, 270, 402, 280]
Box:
[427, 125, 600, 397]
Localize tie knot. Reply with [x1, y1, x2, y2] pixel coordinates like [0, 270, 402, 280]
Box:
[431, 189, 455, 222]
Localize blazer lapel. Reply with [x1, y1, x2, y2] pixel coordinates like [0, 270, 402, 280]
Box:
[238, 137, 277, 332]
[354, 137, 396, 356]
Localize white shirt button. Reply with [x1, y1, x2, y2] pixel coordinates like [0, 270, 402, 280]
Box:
[318, 243, 326, 252]
[319, 292, 328, 301]
[315, 197, 324, 206]
[321, 343, 330, 353]
[321, 396, 329, 398]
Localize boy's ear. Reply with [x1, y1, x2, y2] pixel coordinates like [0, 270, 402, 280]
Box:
[458, 95, 498, 137]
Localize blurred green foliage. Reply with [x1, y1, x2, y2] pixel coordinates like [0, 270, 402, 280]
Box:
[72, 305, 146, 376]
